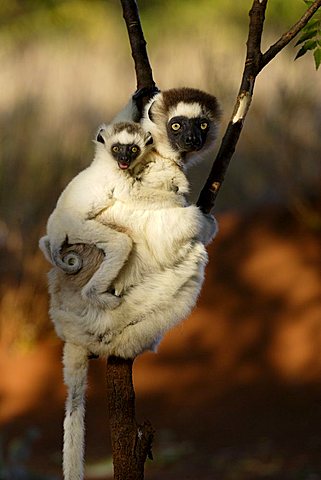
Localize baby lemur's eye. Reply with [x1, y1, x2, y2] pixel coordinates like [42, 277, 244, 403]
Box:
[112, 146, 119, 153]
[171, 123, 181, 131]
[200, 122, 208, 130]
[131, 146, 138, 153]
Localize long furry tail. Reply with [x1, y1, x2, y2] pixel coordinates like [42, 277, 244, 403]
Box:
[63, 342, 89, 480]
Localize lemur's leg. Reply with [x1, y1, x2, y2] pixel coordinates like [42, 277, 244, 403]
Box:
[78, 221, 133, 309]
[107, 241, 208, 358]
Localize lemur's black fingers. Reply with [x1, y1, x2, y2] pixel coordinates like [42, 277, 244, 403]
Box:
[88, 353, 99, 360]
[133, 86, 160, 102]
[132, 86, 160, 121]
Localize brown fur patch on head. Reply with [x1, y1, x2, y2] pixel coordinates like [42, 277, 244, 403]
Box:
[112, 122, 143, 136]
[162, 88, 221, 119]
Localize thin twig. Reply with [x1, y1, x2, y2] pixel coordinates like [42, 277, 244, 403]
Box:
[261, 0, 321, 69]
[197, 0, 321, 213]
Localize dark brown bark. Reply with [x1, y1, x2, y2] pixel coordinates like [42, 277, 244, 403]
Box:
[197, 0, 321, 213]
[106, 357, 154, 480]
[120, 0, 156, 91]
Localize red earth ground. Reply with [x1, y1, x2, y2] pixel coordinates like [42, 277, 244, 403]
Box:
[1, 207, 321, 479]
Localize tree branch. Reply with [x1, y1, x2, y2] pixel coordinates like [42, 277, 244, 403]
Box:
[197, 0, 268, 212]
[197, 0, 321, 213]
[261, 0, 321, 69]
[120, 0, 156, 90]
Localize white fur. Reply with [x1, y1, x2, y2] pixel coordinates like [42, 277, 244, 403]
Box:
[141, 94, 183, 164]
[94, 149, 205, 296]
[168, 101, 203, 120]
[49, 240, 207, 359]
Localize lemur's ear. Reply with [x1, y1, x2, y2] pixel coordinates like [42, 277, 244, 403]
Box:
[96, 128, 105, 144]
[145, 132, 153, 146]
[39, 236, 54, 265]
[147, 102, 155, 122]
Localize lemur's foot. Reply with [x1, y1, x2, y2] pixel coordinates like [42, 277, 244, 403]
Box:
[133, 85, 160, 102]
[82, 286, 122, 309]
[88, 352, 99, 360]
[132, 86, 160, 120]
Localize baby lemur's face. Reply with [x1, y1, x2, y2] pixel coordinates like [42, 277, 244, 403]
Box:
[96, 121, 153, 171]
[110, 142, 141, 170]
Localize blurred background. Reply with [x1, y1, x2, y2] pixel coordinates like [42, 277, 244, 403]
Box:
[0, 0, 321, 478]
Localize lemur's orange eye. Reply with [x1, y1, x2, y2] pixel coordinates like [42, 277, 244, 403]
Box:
[200, 122, 208, 130]
[171, 123, 181, 131]
[131, 146, 138, 153]
[112, 146, 119, 153]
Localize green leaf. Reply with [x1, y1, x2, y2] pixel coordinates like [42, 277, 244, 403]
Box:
[295, 29, 318, 46]
[295, 39, 318, 60]
[303, 19, 320, 31]
[313, 47, 321, 69]
[304, 39, 318, 50]
[295, 45, 307, 60]
[303, 0, 314, 6]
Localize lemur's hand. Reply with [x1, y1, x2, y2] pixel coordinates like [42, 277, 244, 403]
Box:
[132, 85, 160, 120]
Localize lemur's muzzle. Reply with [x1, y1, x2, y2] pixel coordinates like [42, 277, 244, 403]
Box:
[180, 128, 203, 152]
[116, 146, 132, 170]
[184, 133, 203, 150]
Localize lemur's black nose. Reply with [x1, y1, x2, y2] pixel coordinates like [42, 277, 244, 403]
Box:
[184, 133, 202, 149]
[192, 136, 202, 149]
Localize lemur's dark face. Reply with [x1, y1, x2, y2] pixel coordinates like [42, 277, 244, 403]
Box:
[110, 143, 141, 170]
[166, 116, 210, 153]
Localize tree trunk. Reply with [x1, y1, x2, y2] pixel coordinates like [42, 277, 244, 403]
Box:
[106, 356, 154, 480]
